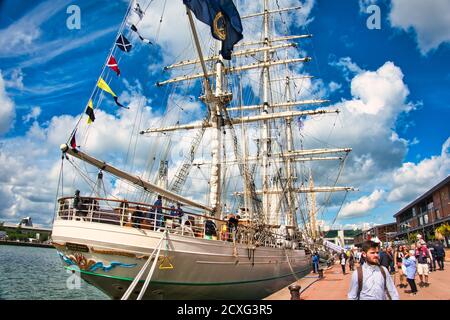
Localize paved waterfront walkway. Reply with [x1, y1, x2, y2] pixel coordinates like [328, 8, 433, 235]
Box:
[265, 261, 450, 300]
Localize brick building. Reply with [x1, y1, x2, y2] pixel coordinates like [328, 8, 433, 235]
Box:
[323, 229, 361, 248]
[393, 175, 450, 245]
[354, 222, 397, 247]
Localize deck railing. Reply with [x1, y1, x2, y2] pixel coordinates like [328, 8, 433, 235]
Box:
[56, 196, 304, 249]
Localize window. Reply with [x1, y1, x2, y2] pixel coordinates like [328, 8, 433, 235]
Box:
[412, 207, 416, 216]
[436, 209, 441, 219]
[424, 214, 428, 225]
[420, 204, 427, 214]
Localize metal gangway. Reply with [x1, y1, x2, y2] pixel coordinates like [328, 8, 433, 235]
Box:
[323, 240, 345, 253]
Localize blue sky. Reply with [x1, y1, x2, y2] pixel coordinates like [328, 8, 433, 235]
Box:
[0, 0, 449, 228]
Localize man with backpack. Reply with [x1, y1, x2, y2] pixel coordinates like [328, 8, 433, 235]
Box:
[347, 240, 399, 300]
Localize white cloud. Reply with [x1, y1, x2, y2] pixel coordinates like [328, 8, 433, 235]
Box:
[3, 68, 24, 90]
[389, 0, 450, 55]
[329, 56, 364, 81]
[22, 107, 42, 123]
[0, 71, 16, 135]
[387, 137, 450, 202]
[0, 0, 71, 58]
[17, 27, 117, 69]
[328, 81, 342, 93]
[358, 0, 379, 13]
[0, 82, 209, 224]
[132, 0, 317, 78]
[339, 189, 385, 219]
[303, 59, 416, 191]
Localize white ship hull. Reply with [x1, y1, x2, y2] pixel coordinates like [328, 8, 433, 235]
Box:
[52, 220, 311, 300]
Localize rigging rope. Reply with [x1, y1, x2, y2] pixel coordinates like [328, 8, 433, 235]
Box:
[155, 0, 168, 42]
[67, 0, 134, 146]
[53, 155, 65, 222]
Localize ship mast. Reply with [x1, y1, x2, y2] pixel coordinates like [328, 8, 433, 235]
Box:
[284, 75, 297, 230]
[261, 0, 271, 223]
[308, 169, 318, 239]
[185, 8, 228, 219]
[145, 2, 355, 227]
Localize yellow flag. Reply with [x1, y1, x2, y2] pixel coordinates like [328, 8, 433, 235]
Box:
[97, 77, 117, 97]
[85, 99, 95, 124]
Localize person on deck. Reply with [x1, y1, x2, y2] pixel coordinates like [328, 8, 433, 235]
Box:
[153, 195, 163, 229]
[73, 190, 86, 217]
[176, 203, 184, 225]
[204, 219, 217, 240]
[227, 214, 239, 242]
[132, 206, 143, 228]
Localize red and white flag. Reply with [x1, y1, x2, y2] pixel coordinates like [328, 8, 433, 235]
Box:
[107, 55, 120, 76]
[70, 129, 77, 149]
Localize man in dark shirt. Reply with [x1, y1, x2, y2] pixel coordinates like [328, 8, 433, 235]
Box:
[153, 195, 163, 228]
[379, 247, 393, 270]
[204, 219, 217, 239]
[73, 189, 86, 217]
[434, 240, 446, 270]
[227, 214, 239, 242]
[176, 203, 184, 221]
[132, 206, 143, 228]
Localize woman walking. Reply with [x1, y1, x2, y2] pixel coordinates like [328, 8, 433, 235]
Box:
[403, 249, 418, 296]
[395, 245, 407, 288]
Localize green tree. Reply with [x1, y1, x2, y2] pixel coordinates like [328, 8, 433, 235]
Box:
[436, 223, 450, 238]
[407, 232, 419, 245]
[41, 233, 49, 242]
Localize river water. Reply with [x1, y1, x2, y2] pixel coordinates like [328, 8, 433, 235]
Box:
[0, 245, 109, 300]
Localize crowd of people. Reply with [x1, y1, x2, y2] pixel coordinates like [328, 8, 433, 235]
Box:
[345, 236, 446, 300]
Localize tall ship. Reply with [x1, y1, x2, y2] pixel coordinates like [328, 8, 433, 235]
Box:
[51, 0, 354, 300]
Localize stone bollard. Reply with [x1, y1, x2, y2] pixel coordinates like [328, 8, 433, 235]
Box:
[318, 269, 324, 279]
[288, 284, 301, 300]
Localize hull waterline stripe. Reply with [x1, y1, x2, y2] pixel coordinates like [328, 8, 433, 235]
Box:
[64, 266, 310, 286]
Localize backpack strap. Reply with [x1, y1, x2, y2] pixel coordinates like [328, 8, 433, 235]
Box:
[378, 266, 392, 300]
[357, 266, 363, 300]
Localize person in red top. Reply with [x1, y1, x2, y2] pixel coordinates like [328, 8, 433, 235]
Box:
[415, 241, 432, 287]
